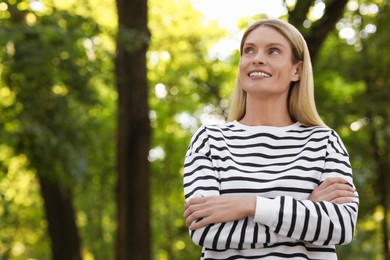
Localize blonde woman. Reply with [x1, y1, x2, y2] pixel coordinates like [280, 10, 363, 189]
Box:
[183, 18, 358, 259]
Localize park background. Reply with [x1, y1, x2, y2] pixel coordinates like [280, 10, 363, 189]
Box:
[0, 0, 389, 259]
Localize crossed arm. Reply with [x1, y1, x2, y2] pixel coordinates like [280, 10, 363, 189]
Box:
[183, 127, 359, 249]
[183, 177, 358, 249]
[184, 177, 356, 230]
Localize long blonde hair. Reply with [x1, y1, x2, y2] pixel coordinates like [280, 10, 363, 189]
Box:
[228, 18, 324, 126]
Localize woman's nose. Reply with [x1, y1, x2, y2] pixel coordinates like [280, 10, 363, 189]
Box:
[252, 53, 266, 64]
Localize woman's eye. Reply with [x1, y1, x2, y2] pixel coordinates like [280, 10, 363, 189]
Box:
[269, 48, 281, 55]
[243, 47, 254, 54]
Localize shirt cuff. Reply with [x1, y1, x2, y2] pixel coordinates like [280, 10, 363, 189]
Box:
[253, 196, 278, 228]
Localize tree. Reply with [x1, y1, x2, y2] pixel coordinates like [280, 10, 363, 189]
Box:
[0, 1, 105, 259]
[288, 0, 349, 62]
[1, 0, 389, 259]
[114, 0, 151, 259]
[307, 1, 390, 258]
[359, 3, 390, 258]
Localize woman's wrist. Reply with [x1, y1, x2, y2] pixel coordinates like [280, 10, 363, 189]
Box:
[243, 196, 257, 218]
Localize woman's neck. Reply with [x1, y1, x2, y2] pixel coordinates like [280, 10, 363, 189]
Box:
[239, 94, 293, 127]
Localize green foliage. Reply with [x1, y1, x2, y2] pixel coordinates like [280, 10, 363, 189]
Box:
[313, 1, 390, 258]
[1, 0, 389, 259]
[147, 0, 236, 258]
[0, 0, 116, 258]
[0, 148, 50, 259]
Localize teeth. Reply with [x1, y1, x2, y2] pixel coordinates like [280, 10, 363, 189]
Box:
[249, 71, 271, 78]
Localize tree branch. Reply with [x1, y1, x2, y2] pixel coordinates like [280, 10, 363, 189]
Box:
[306, 0, 348, 62]
[288, 0, 315, 33]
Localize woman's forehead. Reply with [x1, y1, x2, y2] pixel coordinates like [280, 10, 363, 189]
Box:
[244, 26, 290, 45]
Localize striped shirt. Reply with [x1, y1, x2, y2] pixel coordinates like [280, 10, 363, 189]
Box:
[183, 121, 359, 260]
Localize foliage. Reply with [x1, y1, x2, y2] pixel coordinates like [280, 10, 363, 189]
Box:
[313, 1, 390, 258]
[147, 0, 235, 258]
[0, 0, 389, 259]
[0, 0, 116, 258]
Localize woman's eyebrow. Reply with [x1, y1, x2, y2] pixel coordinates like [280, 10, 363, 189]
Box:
[242, 42, 256, 47]
[266, 42, 287, 49]
[243, 42, 287, 49]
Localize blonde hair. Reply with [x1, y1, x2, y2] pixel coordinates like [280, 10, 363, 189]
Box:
[228, 18, 325, 126]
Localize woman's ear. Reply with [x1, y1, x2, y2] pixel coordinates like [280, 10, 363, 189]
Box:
[291, 61, 303, 82]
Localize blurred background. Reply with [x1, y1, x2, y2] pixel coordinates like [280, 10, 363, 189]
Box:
[0, 0, 389, 259]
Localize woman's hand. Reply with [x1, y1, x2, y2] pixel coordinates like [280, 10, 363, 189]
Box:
[184, 195, 256, 230]
[309, 177, 356, 204]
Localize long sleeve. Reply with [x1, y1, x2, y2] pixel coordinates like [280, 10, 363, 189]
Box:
[184, 126, 220, 199]
[184, 126, 297, 249]
[254, 130, 359, 245]
[183, 124, 359, 250]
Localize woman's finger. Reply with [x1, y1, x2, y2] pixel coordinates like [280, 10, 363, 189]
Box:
[321, 190, 356, 202]
[331, 196, 356, 204]
[310, 178, 356, 203]
[318, 177, 353, 190]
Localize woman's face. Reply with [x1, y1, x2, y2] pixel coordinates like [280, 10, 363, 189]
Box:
[239, 26, 301, 99]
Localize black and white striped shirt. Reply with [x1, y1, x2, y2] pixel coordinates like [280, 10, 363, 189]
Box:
[183, 121, 359, 260]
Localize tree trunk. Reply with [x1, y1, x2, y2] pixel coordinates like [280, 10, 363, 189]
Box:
[38, 175, 82, 260]
[288, 0, 315, 32]
[366, 109, 390, 260]
[114, 0, 151, 259]
[288, 0, 349, 63]
[7, 3, 83, 260]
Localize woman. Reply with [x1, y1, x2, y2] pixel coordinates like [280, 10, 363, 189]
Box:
[183, 18, 358, 259]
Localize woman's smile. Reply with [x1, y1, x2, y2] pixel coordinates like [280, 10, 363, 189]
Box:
[248, 70, 272, 78]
